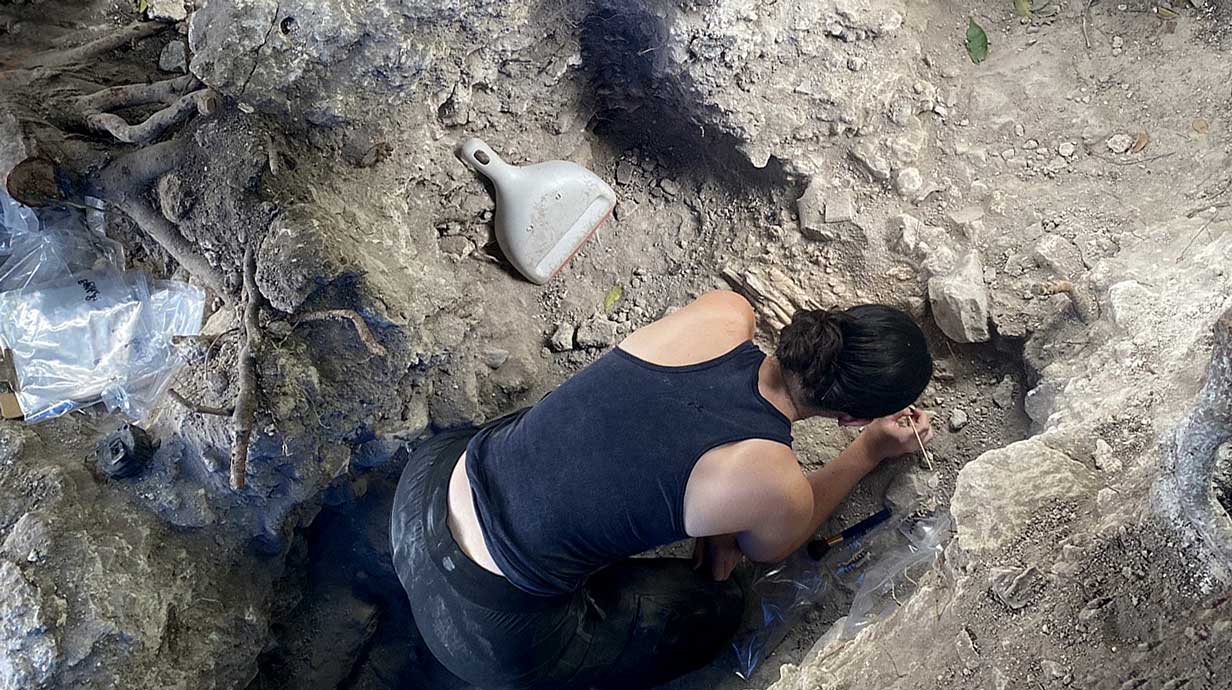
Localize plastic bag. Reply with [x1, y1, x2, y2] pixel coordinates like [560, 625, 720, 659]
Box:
[840, 511, 951, 639]
[0, 189, 204, 423]
[724, 508, 952, 679]
[727, 550, 829, 679]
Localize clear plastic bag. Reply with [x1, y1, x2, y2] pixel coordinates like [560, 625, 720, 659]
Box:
[840, 511, 951, 639]
[724, 508, 952, 678]
[727, 550, 829, 679]
[0, 189, 204, 423]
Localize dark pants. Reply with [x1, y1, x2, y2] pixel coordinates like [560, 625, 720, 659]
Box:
[390, 423, 744, 690]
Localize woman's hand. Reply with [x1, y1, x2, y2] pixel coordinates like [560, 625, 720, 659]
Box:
[693, 534, 744, 581]
[858, 407, 935, 465]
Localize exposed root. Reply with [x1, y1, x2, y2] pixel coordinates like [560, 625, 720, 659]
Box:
[294, 309, 389, 358]
[86, 89, 217, 144]
[230, 243, 263, 491]
[169, 389, 233, 417]
[1038, 279, 1098, 324]
[87, 141, 230, 300]
[23, 21, 168, 70]
[76, 75, 197, 113]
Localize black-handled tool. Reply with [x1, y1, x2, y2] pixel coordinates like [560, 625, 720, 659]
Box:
[807, 507, 892, 560]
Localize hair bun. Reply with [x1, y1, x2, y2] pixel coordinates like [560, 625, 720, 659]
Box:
[776, 308, 846, 393]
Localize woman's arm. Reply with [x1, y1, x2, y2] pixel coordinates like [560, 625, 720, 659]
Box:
[691, 409, 936, 576]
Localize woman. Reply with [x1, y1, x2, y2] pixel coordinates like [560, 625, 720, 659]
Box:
[391, 290, 935, 690]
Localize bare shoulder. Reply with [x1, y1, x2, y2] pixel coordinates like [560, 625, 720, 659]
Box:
[688, 290, 756, 333]
[683, 440, 810, 537]
[620, 290, 756, 365]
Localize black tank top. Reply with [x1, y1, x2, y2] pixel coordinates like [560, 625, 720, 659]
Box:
[464, 340, 794, 596]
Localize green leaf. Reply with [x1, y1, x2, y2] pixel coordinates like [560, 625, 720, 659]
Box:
[1013, 0, 1033, 17]
[603, 285, 623, 312]
[965, 18, 989, 64]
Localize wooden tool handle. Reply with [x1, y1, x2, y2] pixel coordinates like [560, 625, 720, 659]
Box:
[456, 137, 517, 185]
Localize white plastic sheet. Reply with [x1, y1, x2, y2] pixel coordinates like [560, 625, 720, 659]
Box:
[0, 189, 205, 422]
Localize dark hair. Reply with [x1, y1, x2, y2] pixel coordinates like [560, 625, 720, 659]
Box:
[775, 305, 933, 420]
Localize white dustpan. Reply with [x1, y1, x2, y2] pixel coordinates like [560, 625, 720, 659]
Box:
[457, 137, 616, 285]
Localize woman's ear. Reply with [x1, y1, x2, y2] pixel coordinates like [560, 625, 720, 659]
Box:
[836, 414, 872, 427]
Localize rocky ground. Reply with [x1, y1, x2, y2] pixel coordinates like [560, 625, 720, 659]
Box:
[1, 0, 1230, 689]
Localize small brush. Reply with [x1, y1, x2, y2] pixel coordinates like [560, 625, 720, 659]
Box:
[906, 406, 935, 471]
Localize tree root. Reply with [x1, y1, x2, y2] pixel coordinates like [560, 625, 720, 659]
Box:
[87, 88, 218, 145]
[230, 243, 263, 491]
[76, 74, 198, 112]
[169, 389, 233, 417]
[86, 140, 231, 301]
[23, 21, 168, 70]
[1038, 279, 1098, 324]
[294, 309, 389, 358]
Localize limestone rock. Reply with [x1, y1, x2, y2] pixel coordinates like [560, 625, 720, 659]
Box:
[928, 252, 991, 343]
[851, 140, 892, 181]
[146, 0, 188, 22]
[158, 41, 188, 74]
[1093, 439, 1122, 473]
[1106, 133, 1134, 154]
[797, 178, 830, 241]
[894, 166, 923, 197]
[891, 214, 958, 278]
[0, 559, 58, 690]
[989, 565, 1040, 610]
[951, 439, 1098, 555]
[157, 172, 193, 223]
[575, 317, 619, 349]
[548, 323, 575, 352]
[992, 377, 1016, 409]
[825, 191, 855, 224]
[1033, 233, 1084, 278]
[483, 348, 510, 369]
[615, 160, 634, 186]
[949, 408, 969, 432]
[188, 0, 473, 122]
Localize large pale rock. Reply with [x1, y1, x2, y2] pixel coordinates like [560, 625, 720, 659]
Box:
[951, 439, 1098, 555]
[188, 0, 511, 123]
[928, 252, 990, 343]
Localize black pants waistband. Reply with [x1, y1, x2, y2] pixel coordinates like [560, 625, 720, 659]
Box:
[420, 422, 573, 613]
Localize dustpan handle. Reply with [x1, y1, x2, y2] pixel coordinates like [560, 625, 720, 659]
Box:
[457, 137, 517, 186]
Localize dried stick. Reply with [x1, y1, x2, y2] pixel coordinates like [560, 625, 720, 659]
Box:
[87, 89, 216, 144]
[1081, 0, 1094, 49]
[907, 406, 935, 470]
[294, 309, 389, 357]
[230, 243, 262, 490]
[27, 22, 168, 69]
[169, 389, 233, 417]
[77, 75, 197, 112]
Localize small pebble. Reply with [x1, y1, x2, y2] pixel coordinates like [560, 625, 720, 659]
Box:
[483, 348, 510, 369]
[949, 409, 970, 432]
[659, 178, 681, 196]
[1106, 133, 1134, 154]
[1111, 35, 1124, 49]
[1058, 142, 1077, 158]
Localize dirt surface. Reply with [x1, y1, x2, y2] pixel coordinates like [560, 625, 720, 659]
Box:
[1, 0, 1230, 689]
